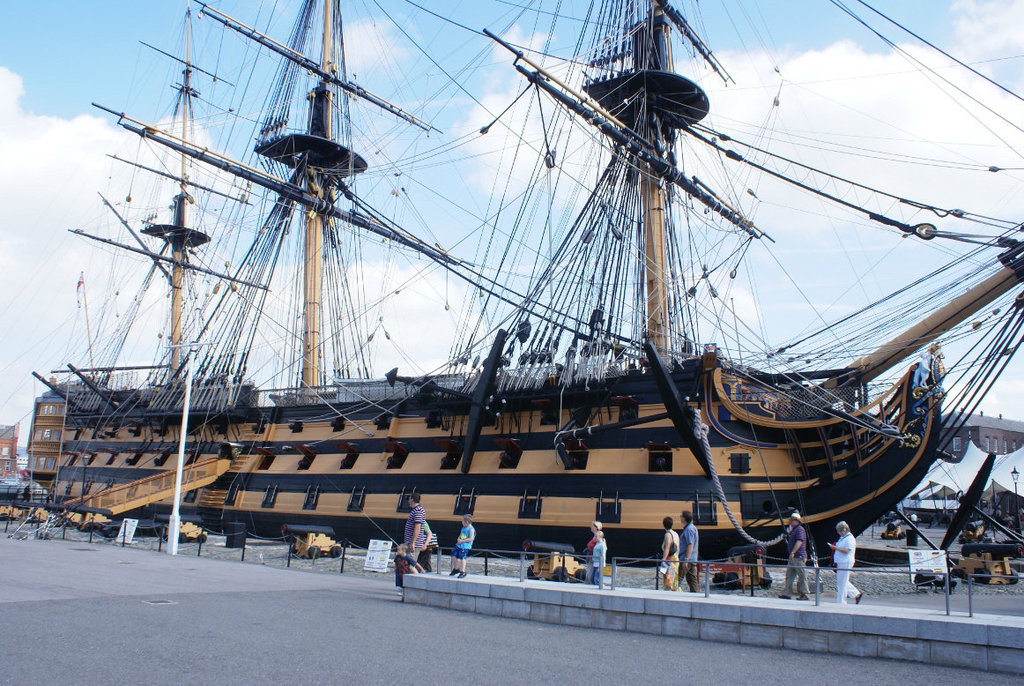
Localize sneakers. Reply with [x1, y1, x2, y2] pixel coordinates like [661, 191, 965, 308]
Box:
[449, 569, 459, 576]
[778, 594, 792, 599]
[458, 572, 467, 579]
[855, 592, 864, 604]
[796, 594, 810, 601]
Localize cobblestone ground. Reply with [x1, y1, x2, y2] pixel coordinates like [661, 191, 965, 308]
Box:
[15, 519, 1022, 603]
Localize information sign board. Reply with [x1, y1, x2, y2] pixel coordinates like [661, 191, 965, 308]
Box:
[364, 539, 393, 572]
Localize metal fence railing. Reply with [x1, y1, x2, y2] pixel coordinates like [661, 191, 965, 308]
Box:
[5, 503, 1021, 618]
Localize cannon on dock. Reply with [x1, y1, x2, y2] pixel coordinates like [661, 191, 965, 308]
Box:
[881, 521, 905, 540]
[282, 524, 343, 560]
[953, 542, 1022, 584]
[522, 539, 587, 582]
[704, 544, 773, 591]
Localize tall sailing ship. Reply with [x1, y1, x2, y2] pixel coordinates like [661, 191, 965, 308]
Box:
[25, 0, 1024, 559]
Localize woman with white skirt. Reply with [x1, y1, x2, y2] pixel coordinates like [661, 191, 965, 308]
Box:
[829, 521, 863, 604]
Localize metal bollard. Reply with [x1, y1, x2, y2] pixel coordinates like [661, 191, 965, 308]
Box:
[121, 525, 127, 548]
[655, 563, 660, 591]
[484, 551, 489, 577]
[704, 563, 710, 598]
[287, 545, 292, 568]
[943, 569, 950, 616]
[240, 544, 246, 562]
[197, 534, 203, 557]
[89, 526, 94, 544]
[814, 566, 821, 606]
[339, 542, 347, 574]
[518, 551, 526, 582]
[435, 546, 441, 574]
[610, 559, 617, 591]
[968, 574, 974, 617]
[158, 532, 163, 553]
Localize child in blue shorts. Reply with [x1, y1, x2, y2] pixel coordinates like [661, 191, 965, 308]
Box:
[450, 514, 475, 578]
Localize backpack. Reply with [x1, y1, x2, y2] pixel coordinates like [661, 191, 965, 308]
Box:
[422, 520, 438, 548]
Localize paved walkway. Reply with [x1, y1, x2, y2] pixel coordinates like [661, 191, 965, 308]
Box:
[0, 536, 1015, 685]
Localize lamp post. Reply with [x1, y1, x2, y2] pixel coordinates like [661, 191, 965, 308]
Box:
[167, 345, 197, 556]
[1012, 466, 1020, 533]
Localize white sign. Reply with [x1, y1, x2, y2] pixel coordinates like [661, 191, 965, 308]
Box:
[115, 518, 138, 545]
[908, 549, 947, 581]
[364, 539, 393, 572]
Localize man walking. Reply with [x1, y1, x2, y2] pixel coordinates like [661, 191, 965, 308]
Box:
[404, 493, 432, 572]
[779, 511, 809, 600]
[680, 510, 699, 592]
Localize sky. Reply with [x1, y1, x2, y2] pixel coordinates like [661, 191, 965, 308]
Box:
[1, 0, 1024, 448]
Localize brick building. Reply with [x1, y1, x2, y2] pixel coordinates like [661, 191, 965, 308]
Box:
[945, 412, 1024, 459]
[0, 423, 19, 477]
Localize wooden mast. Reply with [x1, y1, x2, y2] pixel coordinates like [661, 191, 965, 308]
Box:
[300, 0, 333, 391]
[169, 14, 193, 373]
[642, 6, 672, 355]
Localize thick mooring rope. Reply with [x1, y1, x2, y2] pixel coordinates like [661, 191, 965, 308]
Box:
[694, 411, 786, 548]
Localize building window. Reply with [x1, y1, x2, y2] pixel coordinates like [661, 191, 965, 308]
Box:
[1, 447, 7, 456]
[1004, 440, 1008, 453]
[985, 437, 991, 451]
[952, 437, 961, 453]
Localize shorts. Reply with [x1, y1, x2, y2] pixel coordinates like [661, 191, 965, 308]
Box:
[453, 547, 470, 560]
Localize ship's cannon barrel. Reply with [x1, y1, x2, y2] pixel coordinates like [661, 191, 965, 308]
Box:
[281, 524, 336, 537]
[961, 542, 1023, 559]
[726, 543, 766, 562]
[63, 504, 114, 517]
[522, 539, 575, 554]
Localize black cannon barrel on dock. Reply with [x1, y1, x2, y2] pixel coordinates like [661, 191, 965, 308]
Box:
[522, 539, 575, 554]
[64, 504, 114, 517]
[961, 542, 1024, 559]
[726, 543, 766, 561]
[281, 523, 336, 537]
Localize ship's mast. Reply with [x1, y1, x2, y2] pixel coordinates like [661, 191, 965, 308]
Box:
[142, 10, 211, 377]
[299, 0, 336, 391]
[169, 13, 193, 373]
[642, 6, 672, 355]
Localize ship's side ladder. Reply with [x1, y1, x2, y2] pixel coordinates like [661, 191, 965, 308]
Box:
[64, 457, 231, 516]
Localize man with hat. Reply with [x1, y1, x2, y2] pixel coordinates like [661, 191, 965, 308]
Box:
[779, 511, 809, 600]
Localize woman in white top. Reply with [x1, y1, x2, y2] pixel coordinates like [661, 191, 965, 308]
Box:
[589, 531, 607, 587]
[829, 521, 863, 604]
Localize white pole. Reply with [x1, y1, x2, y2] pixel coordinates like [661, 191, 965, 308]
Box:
[167, 349, 195, 556]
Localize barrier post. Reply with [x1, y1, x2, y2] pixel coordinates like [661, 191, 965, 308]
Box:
[240, 544, 246, 562]
[484, 551, 489, 577]
[610, 558, 617, 591]
[339, 541, 347, 574]
[704, 562, 710, 598]
[121, 523, 126, 548]
[158, 528, 163, 553]
[655, 563, 660, 591]
[436, 545, 441, 574]
[287, 544, 292, 568]
[518, 551, 526, 582]
[943, 568, 950, 616]
[197, 534, 203, 557]
[968, 574, 974, 618]
[814, 566, 821, 607]
[89, 526, 93, 544]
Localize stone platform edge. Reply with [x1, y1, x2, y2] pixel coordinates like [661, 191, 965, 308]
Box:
[403, 575, 1024, 675]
